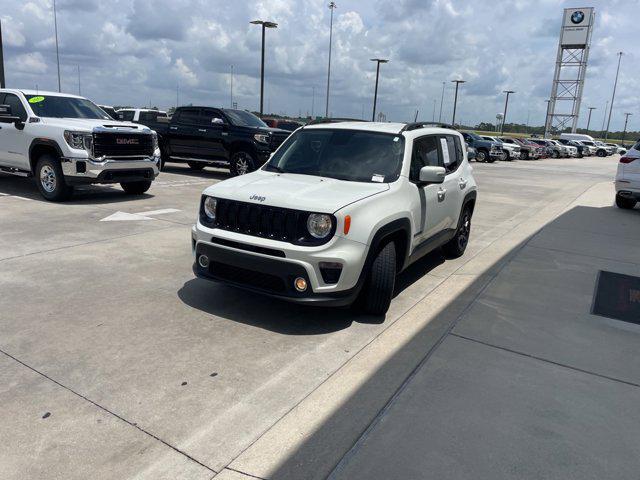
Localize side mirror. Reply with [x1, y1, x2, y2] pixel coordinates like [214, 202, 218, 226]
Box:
[212, 117, 224, 125]
[419, 166, 446, 185]
[467, 148, 477, 160]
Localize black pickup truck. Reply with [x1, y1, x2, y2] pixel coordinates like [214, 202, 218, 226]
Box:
[153, 106, 290, 175]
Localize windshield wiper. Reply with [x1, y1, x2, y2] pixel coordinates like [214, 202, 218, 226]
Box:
[264, 164, 284, 173]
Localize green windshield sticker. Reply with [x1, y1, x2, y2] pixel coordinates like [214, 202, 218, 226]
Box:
[28, 96, 45, 104]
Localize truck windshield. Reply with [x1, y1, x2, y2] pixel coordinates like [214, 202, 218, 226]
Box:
[24, 95, 111, 120]
[224, 109, 268, 128]
[264, 129, 404, 183]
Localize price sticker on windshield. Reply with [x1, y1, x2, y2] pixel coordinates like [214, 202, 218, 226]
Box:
[28, 96, 45, 104]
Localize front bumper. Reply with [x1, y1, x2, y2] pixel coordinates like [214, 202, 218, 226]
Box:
[191, 224, 369, 305]
[60, 156, 160, 185]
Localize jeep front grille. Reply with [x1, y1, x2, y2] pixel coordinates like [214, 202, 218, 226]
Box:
[92, 132, 154, 158]
[201, 198, 335, 246]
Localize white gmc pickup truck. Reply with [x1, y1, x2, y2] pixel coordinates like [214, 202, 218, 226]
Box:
[0, 89, 160, 201]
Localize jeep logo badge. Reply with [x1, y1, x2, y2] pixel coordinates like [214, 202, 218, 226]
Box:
[116, 138, 139, 145]
[570, 10, 584, 24]
[250, 195, 266, 202]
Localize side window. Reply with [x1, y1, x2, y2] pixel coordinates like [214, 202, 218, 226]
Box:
[120, 110, 135, 121]
[410, 136, 441, 182]
[176, 108, 200, 125]
[139, 111, 157, 122]
[4, 94, 27, 121]
[440, 135, 460, 173]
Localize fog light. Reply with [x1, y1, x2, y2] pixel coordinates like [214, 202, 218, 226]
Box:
[198, 255, 209, 268]
[294, 277, 308, 292]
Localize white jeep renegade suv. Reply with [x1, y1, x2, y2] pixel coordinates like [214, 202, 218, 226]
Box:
[192, 121, 478, 315]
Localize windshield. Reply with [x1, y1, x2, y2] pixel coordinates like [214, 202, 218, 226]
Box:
[224, 109, 268, 128]
[25, 95, 111, 120]
[264, 128, 405, 183]
[582, 141, 594, 146]
[466, 132, 483, 141]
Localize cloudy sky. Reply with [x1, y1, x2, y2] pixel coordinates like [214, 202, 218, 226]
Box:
[1, 0, 638, 129]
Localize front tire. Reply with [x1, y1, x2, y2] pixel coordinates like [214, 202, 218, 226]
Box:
[230, 151, 256, 176]
[616, 194, 637, 210]
[35, 154, 73, 201]
[597, 149, 606, 157]
[475, 149, 487, 163]
[359, 242, 396, 316]
[121, 180, 152, 195]
[552, 150, 560, 158]
[443, 207, 472, 258]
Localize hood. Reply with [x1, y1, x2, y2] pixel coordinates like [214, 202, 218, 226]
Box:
[263, 126, 290, 135]
[40, 117, 149, 132]
[203, 169, 389, 213]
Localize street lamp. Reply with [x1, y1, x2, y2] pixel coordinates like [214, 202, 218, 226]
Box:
[370, 58, 388, 121]
[250, 20, 278, 115]
[585, 106, 596, 133]
[621, 112, 633, 146]
[325, 2, 336, 118]
[604, 51, 623, 140]
[438, 81, 445, 122]
[0, 18, 5, 88]
[500, 90, 515, 135]
[451, 79, 465, 126]
[53, 0, 61, 92]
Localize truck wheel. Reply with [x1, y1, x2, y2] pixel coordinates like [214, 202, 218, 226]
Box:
[230, 151, 256, 176]
[443, 207, 472, 258]
[502, 151, 510, 161]
[552, 150, 559, 158]
[597, 149, 606, 157]
[35, 155, 74, 201]
[359, 242, 396, 316]
[187, 162, 206, 171]
[615, 194, 637, 210]
[121, 180, 152, 195]
[476, 150, 487, 162]
[522, 151, 529, 160]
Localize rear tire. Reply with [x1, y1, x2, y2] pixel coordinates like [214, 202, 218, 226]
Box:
[443, 207, 472, 258]
[187, 161, 206, 171]
[230, 151, 256, 176]
[35, 154, 74, 202]
[358, 242, 396, 316]
[597, 149, 606, 157]
[616, 194, 637, 210]
[475, 149, 487, 163]
[552, 150, 560, 158]
[121, 180, 152, 195]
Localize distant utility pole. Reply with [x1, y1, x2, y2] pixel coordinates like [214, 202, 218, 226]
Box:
[451, 79, 465, 126]
[621, 112, 632, 145]
[77, 65, 81, 95]
[585, 106, 596, 132]
[438, 81, 445, 122]
[325, 1, 336, 118]
[600, 100, 608, 138]
[370, 58, 389, 121]
[230, 65, 234, 108]
[311, 86, 315, 117]
[53, 0, 61, 92]
[250, 20, 278, 115]
[0, 18, 5, 88]
[176, 83, 179, 108]
[604, 51, 623, 140]
[432, 99, 436, 121]
[500, 90, 515, 134]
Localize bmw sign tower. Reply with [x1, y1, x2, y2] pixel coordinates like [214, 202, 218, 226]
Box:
[544, 7, 595, 137]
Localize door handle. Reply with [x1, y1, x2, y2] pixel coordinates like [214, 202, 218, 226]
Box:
[437, 188, 446, 202]
[198, 129, 207, 132]
[170, 126, 178, 130]
[459, 178, 467, 189]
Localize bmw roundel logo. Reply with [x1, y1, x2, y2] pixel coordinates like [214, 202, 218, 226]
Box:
[571, 11, 585, 24]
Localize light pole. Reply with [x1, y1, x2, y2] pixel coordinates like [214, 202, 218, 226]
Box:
[311, 86, 315, 118]
[585, 106, 596, 133]
[544, 100, 551, 136]
[250, 20, 278, 116]
[230, 65, 234, 108]
[500, 90, 515, 134]
[621, 112, 632, 146]
[451, 79, 465, 127]
[77, 65, 80, 95]
[370, 58, 388, 121]
[53, 0, 61, 92]
[0, 18, 5, 88]
[325, 1, 336, 118]
[432, 99, 436, 121]
[438, 81, 445, 122]
[600, 100, 609, 139]
[604, 51, 623, 140]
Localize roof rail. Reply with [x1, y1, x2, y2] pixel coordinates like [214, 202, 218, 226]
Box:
[400, 122, 456, 133]
[306, 117, 368, 126]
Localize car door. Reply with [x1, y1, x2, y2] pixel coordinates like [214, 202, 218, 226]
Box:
[198, 108, 227, 161]
[168, 108, 203, 158]
[438, 134, 466, 230]
[0, 93, 30, 169]
[409, 135, 449, 245]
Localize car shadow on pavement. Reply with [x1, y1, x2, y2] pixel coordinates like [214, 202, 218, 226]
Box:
[160, 164, 231, 181]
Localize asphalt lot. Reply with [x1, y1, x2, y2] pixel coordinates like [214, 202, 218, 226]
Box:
[0, 156, 623, 479]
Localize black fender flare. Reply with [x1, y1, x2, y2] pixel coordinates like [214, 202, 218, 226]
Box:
[362, 218, 412, 276]
[28, 138, 64, 173]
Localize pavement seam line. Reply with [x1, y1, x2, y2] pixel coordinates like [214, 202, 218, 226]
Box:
[224, 467, 268, 479]
[0, 224, 181, 263]
[450, 333, 640, 389]
[327, 180, 599, 478]
[0, 347, 218, 475]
